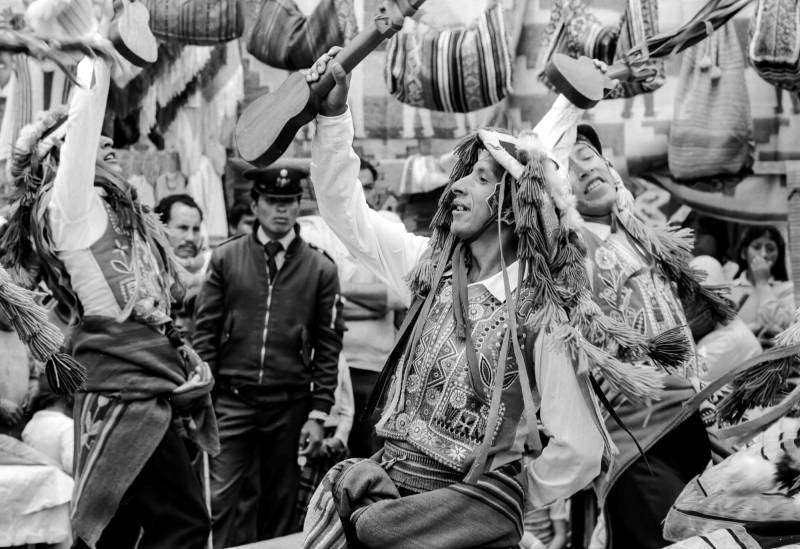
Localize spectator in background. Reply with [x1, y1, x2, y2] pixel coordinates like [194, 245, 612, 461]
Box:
[155, 194, 207, 338]
[194, 166, 344, 547]
[731, 225, 794, 345]
[359, 158, 381, 209]
[22, 376, 74, 475]
[228, 202, 255, 236]
[155, 193, 206, 270]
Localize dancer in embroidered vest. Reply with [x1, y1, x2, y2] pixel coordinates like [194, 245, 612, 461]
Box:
[0, 55, 218, 549]
[532, 96, 736, 548]
[294, 49, 677, 549]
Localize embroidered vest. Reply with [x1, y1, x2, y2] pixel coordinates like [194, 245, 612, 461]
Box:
[377, 278, 527, 474]
[59, 203, 171, 325]
[582, 227, 697, 376]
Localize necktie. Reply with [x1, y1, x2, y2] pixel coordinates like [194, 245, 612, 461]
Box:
[265, 241, 283, 282]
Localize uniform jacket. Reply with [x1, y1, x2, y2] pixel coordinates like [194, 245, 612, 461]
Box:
[193, 224, 344, 414]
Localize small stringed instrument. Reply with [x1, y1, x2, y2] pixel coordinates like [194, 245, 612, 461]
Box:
[544, 53, 656, 109]
[109, 0, 158, 67]
[236, 0, 426, 167]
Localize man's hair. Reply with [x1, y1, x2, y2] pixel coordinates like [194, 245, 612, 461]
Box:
[229, 202, 253, 227]
[359, 157, 378, 184]
[155, 194, 203, 225]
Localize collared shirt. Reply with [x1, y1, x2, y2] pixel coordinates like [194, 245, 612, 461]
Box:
[256, 225, 297, 272]
[311, 108, 604, 507]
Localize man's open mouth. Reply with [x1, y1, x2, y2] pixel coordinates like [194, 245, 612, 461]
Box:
[585, 178, 606, 195]
[451, 201, 470, 213]
[104, 151, 117, 162]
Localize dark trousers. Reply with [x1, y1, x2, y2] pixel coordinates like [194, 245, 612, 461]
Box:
[348, 368, 383, 458]
[210, 391, 310, 548]
[606, 413, 711, 549]
[73, 425, 210, 549]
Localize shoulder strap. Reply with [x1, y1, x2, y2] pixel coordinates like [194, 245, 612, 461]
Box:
[361, 296, 424, 421]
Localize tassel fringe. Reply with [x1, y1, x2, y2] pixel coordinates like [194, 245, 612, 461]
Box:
[718, 308, 800, 423]
[0, 267, 85, 393]
[647, 326, 693, 372]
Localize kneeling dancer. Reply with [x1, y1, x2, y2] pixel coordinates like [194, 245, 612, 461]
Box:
[300, 51, 666, 549]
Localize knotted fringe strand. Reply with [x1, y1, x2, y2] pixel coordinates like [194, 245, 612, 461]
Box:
[0, 267, 85, 394]
[718, 309, 800, 423]
[616, 207, 736, 326]
[775, 452, 800, 496]
[553, 325, 665, 406]
[647, 326, 693, 372]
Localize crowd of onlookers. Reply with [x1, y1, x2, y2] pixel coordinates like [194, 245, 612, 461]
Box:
[0, 159, 797, 548]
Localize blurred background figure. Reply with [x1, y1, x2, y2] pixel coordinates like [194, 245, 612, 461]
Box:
[730, 225, 795, 345]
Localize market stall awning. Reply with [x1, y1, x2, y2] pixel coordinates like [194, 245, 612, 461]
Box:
[648, 172, 787, 224]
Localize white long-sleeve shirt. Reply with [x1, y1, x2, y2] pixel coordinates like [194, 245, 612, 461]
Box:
[310, 107, 603, 506]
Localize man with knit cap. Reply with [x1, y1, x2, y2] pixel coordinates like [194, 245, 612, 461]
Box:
[193, 165, 344, 547]
[534, 99, 733, 548]
[296, 49, 677, 549]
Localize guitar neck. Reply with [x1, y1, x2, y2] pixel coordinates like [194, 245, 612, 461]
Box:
[312, 0, 426, 93]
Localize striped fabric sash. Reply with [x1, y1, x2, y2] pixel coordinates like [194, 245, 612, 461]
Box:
[386, 2, 512, 113]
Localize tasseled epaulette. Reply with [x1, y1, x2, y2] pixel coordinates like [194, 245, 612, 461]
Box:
[615, 200, 736, 327]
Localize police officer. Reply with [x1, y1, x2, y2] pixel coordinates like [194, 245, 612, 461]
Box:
[194, 165, 344, 547]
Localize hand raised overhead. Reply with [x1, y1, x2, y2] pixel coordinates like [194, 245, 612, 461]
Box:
[305, 46, 349, 117]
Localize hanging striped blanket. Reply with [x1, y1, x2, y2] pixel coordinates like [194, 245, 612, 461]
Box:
[385, 2, 512, 113]
[70, 316, 218, 548]
[303, 457, 525, 549]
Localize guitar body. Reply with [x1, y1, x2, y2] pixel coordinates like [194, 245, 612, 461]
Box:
[236, 72, 317, 165]
[235, 0, 428, 167]
[110, 0, 158, 67]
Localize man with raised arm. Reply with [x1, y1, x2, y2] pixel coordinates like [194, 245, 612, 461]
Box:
[297, 49, 667, 549]
[0, 54, 217, 548]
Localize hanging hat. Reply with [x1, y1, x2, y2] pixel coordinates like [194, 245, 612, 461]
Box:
[245, 166, 305, 198]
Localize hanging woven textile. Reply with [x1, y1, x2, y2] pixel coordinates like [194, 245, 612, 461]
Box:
[668, 22, 755, 181]
[143, 0, 244, 45]
[385, 2, 512, 113]
[535, 0, 608, 88]
[0, 55, 72, 164]
[246, 0, 356, 71]
[604, 0, 666, 99]
[748, 0, 800, 92]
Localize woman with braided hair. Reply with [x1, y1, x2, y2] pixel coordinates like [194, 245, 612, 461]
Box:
[295, 49, 674, 549]
[0, 54, 217, 549]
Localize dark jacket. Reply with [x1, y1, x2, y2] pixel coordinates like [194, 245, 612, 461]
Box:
[193, 225, 343, 414]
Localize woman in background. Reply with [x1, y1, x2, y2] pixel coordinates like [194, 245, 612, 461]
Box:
[731, 225, 794, 345]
